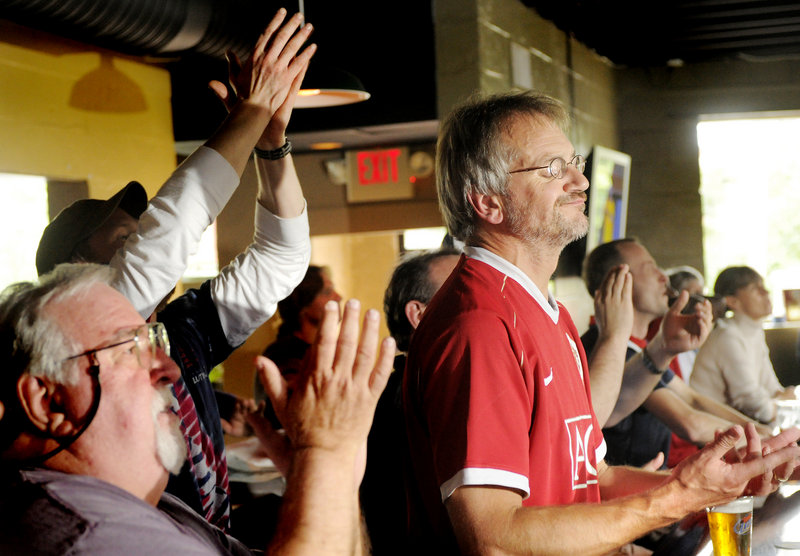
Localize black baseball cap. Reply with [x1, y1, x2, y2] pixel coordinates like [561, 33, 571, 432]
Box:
[35, 181, 148, 276]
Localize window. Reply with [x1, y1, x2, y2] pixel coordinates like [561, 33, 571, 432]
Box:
[698, 114, 800, 318]
[0, 173, 49, 289]
[401, 226, 448, 253]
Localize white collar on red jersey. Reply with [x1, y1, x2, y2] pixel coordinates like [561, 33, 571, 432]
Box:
[464, 245, 560, 324]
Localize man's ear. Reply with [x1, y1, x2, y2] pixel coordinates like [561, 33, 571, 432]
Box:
[404, 300, 428, 330]
[16, 375, 76, 438]
[467, 191, 505, 225]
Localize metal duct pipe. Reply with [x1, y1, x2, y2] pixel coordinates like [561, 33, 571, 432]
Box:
[0, 0, 281, 59]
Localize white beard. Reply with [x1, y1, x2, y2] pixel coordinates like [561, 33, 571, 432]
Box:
[151, 387, 187, 475]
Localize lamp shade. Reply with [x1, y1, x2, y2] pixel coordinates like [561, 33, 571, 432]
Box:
[295, 64, 370, 108]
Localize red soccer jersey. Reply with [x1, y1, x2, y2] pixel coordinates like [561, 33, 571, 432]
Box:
[404, 251, 606, 545]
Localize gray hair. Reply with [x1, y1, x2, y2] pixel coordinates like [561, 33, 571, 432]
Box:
[666, 265, 705, 293]
[0, 263, 113, 388]
[436, 90, 570, 242]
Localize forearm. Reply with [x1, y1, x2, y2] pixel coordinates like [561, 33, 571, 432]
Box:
[689, 389, 761, 428]
[210, 202, 311, 346]
[605, 351, 664, 427]
[268, 447, 361, 556]
[447, 480, 685, 556]
[588, 333, 634, 427]
[255, 153, 305, 218]
[206, 100, 274, 176]
[110, 147, 239, 317]
[353, 506, 371, 556]
[645, 388, 739, 447]
[671, 409, 735, 446]
[598, 464, 671, 500]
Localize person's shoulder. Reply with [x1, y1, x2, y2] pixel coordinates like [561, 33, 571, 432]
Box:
[0, 471, 190, 555]
[158, 281, 217, 325]
[158, 281, 234, 363]
[703, 318, 744, 348]
[0, 472, 87, 555]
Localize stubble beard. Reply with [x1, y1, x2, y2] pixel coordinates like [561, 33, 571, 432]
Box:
[506, 194, 589, 249]
[151, 387, 187, 475]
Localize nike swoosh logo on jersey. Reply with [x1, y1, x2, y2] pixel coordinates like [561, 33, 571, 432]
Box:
[544, 367, 554, 386]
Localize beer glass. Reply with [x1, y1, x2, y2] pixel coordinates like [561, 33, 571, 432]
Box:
[706, 496, 753, 556]
[775, 400, 800, 431]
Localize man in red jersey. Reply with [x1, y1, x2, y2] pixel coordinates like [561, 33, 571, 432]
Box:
[403, 90, 800, 555]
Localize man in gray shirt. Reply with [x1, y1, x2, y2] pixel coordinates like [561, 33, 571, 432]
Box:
[0, 261, 393, 554]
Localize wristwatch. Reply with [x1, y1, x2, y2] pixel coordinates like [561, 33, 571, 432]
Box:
[254, 140, 292, 160]
[642, 346, 668, 374]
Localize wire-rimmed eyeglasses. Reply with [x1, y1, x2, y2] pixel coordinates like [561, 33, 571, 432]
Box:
[508, 154, 586, 179]
[64, 322, 170, 369]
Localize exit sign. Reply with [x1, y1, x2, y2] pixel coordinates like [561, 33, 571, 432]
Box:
[346, 146, 413, 203]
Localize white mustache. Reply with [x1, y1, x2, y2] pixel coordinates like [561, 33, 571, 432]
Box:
[151, 387, 172, 416]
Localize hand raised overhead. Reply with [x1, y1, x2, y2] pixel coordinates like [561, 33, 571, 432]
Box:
[208, 9, 316, 146]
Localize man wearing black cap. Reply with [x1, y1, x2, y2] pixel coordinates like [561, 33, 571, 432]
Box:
[36, 180, 146, 275]
[33, 9, 315, 533]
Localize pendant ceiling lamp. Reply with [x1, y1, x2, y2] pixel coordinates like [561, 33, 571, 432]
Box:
[295, 63, 371, 108]
[294, 0, 370, 108]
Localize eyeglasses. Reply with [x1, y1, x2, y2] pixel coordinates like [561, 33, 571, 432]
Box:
[509, 154, 586, 179]
[64, 322, 170, 370]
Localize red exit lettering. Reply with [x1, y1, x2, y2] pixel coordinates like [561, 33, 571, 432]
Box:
[357, 149, 401, 185]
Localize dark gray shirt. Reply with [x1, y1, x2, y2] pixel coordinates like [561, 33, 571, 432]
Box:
[0, 469, 257, 555]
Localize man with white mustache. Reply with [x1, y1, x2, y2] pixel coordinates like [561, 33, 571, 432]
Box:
[0, 263, 394, 554]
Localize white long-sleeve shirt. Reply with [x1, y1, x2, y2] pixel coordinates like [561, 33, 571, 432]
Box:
[690, 312, 783, 422]
[108, 145, 311, 346]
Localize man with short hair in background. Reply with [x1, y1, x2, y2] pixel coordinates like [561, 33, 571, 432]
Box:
[581, 239, 771, 474]
[361, 247, 460, 553]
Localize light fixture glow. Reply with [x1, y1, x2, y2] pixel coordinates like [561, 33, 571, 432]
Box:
[311, 142, 344, 150]
[295, 65, 370, 108]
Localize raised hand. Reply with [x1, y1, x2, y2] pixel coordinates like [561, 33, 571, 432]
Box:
[210, 10, 315, 111]
[257, 299, 395, 479]
[594, 264, 633, 342]
[660, 289, 713, 355]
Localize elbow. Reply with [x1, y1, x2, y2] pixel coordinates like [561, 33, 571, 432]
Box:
[672, 418, 707, 446]
[683, 426, 708, 446]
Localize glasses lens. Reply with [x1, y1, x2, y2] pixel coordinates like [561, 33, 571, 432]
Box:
[131, 323, 170, 369]
[153, 323, 170, 358]
[572, 155, 586, 174]
[549, 158, 566, 179]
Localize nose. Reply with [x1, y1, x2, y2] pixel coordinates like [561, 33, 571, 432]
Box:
[564, 165, 589, 193]
[150, 348, 180, 386]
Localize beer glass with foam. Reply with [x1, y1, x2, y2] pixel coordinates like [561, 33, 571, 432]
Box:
[706, 496, 753, 556]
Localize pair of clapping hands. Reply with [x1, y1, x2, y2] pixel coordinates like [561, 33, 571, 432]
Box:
[234, 299, 394, 479]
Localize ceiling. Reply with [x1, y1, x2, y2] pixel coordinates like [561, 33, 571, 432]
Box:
[4, 0, 800, 150]
[523, 0, 800, 67]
